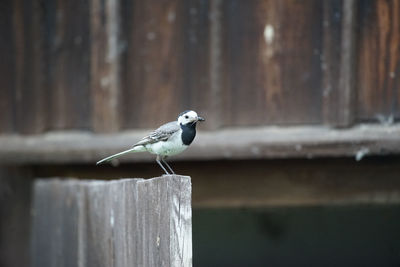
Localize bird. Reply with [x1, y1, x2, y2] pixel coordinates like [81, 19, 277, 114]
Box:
[96, 110, 205, 174]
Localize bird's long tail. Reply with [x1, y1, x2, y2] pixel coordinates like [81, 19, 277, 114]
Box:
[96, 146, 145, 165]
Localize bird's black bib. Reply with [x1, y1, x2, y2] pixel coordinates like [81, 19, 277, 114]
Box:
[180, 123, 196, 145]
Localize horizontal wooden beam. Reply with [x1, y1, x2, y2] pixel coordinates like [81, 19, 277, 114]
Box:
[0, 124, 399, 164]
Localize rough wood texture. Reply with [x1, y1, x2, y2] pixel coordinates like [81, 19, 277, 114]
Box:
[47, 0, 91, 131]
[336, 0, 357, 126]
[221, 0, 323, 126]
[322, 0, 357, 127]
[322, 0, 343, 125]
[0, 124, 399, 164]
[357, 0, 400, 122]
[120, 0, 183, 128]
[0, 0, 16, 133]
[90, 0, 122, 132]
[0, 0, 399, 133]
[12, 0, 47, 134]
[120, 0, 211, 130]
[31, 175, 192, 267]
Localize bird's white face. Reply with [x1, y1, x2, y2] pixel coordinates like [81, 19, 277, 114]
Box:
[178, 110, 204, 125]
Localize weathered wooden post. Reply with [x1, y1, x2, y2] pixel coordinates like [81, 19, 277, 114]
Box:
[31, 175, 192, 267]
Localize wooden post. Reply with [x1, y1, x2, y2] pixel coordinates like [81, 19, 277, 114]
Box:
[31, 175, 192, 267]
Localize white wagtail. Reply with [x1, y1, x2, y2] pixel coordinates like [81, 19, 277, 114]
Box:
[96, 110, 205, 174]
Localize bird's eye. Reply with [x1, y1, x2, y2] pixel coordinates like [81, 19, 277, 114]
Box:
[185, 115, 189, 119]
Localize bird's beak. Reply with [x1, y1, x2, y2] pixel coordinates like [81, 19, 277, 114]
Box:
[197, 116, 205, 122]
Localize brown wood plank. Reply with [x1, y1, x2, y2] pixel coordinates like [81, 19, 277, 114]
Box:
[0, 0, 16, 133]
[120, 0, 185, 129]
[90, 0, 122, 133]
[221, 0, 323, 126]
[336, 0, 357, 127]
[31, 176, 192, 267]
[322, 1, 357, 127]
[322, 0, 358, 127]
[321, 1, 343, 125]
[12, 0, 48, 134]
[120, 0, 211, 129]
[46, 0, 91, 131]
[181, 0, 212, 129]
[357, 0, 400, 122]
[208, 0, 223, 129]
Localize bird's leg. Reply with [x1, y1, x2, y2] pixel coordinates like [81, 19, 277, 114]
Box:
[156, 155, 170, 175]
[162, 157, 175, 174]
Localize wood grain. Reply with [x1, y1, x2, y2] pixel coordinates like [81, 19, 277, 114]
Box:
[322, 1, 343, 125]
[221, 0, 323, 126]
[90, 0, 122, 133]
[336, 0, 357, 126]
[120, 0, 185, 129]
[181, 0, 212, 129]
[322, 0, 358, 127]
[357, 0, 400, 122]
[119, 0, 212, 129]
[31, 176, 192, 267]
[0, 1, 16, 133]
[12, 0, 48, 134]
[0, 1, 399, 134]
[47, 0, 91, 131]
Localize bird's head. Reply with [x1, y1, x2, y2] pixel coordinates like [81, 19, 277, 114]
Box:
[178, 110, 205, 126]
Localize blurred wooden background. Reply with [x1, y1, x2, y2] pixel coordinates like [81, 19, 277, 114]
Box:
[0, 0, 399, 134]
[1, 0, 400, 266]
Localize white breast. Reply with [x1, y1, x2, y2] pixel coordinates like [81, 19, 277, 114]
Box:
[145, 130, 188, 156]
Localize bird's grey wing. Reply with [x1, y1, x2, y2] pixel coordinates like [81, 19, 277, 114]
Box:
[133, 121, 180, 147]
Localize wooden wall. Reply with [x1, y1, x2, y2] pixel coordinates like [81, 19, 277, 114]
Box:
[0, 0, 399, 134]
